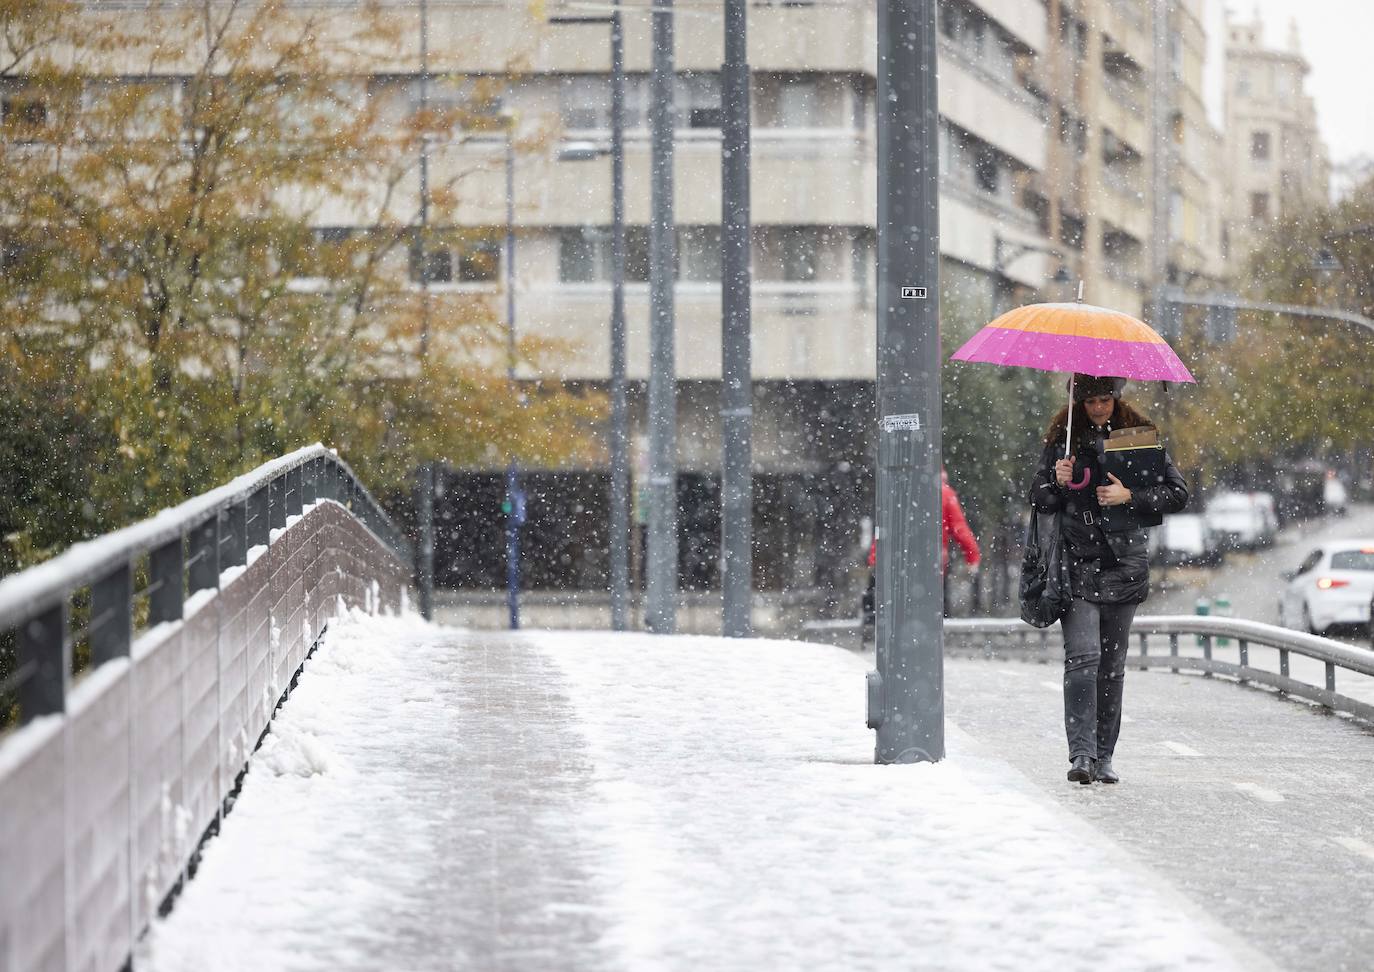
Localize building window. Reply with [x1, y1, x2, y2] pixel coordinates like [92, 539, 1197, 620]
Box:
[557, 227, 653, 283]
[560, 75, 609, 130]
[1250, 131, 1271, 162]
[781, 228, 818, 282]
[457, 236, 501, 283]
[678, 73, 721, 130]
[973, 145, 1000, 195]
[410, 233, 501, 284]
[678, 226, 721, 281]
[1250, 192, 1270, 220]
[777, 76, 819, 127]
[290, 227, 356, 279]
[409, 239, 452, 284]
[1, 92, 48, 141]
[559, 227, 602, 283]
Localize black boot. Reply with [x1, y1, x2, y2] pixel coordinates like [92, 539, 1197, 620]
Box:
[1067, 755, 1094, 784]
[1093, 758, 1120, 784]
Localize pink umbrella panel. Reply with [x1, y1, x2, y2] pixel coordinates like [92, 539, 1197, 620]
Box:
[949, 302, 1196, 384]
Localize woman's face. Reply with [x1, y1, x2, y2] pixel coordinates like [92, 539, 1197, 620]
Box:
[1082, 394, 1116, 428]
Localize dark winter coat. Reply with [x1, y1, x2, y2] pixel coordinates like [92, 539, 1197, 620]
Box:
[1028, 427, 1189, 605]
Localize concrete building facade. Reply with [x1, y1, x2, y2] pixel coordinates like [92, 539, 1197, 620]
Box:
[39, 1, 1275, 622]
[1221, 12, 1330, 271]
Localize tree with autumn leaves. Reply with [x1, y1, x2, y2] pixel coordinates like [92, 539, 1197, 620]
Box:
[1121, 179, 1374, 495]
[0, 0, 601, 573]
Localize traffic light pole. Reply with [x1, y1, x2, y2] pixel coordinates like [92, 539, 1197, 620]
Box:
[867, 0, 944, 764]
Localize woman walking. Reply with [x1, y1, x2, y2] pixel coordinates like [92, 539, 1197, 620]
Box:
[1029, 374, 1189, 785]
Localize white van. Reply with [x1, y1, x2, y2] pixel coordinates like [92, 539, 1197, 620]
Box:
[1203, 492, 1275, 550]
[1154, 513, 1224, 566]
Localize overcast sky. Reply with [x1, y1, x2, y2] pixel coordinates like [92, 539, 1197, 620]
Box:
[1204, 0, 1374, 175]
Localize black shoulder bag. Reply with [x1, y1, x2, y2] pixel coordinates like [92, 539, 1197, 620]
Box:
[1019, 510, 1073, 628]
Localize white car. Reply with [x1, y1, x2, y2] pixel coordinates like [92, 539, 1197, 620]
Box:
[1278, 540, 1374, 634]
[1203, 491, 1276, 550]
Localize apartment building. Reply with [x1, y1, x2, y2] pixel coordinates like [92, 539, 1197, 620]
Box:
[1221, 12, 1329, 271]
[41, 1, 1246, 608]
[1166, 0, 1227, 290]
[416, 0, 1060, 601]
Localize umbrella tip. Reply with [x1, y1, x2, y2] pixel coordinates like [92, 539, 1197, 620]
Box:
[1076, 280, 1085, 303]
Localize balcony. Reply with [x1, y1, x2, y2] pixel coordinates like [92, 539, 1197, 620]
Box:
[527, 281, 875, 381]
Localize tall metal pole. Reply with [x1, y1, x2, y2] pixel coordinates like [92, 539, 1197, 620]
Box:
[720, 0, 752, 637]
[1150, 0, 1172, 336]
[645, 1, 678, 634]
[866, 0, 944, 764]
[416, 0, 435, 620]
[504, 128, 522, 630]
[609, 13, 630, 631]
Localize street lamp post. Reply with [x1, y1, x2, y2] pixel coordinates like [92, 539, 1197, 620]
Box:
[502, 119, 524, 631]
[645, 0, 678, 634]
[719, 0, 753, 638]
[416, 0, 435, 620]
[550, 14, 630, 632]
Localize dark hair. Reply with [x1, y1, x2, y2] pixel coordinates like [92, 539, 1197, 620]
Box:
[1043, 399, 1152, 452]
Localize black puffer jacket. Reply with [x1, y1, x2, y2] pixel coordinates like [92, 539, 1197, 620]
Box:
[1028, 428, 1189, 605]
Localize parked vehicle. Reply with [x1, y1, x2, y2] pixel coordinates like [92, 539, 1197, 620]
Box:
[1151, 513, 1224, 567]
[1278, 540, 1374, 635]
[1203, 491, 1277, 550]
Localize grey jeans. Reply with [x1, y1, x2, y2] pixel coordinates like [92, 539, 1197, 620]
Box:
[1061, 598, 1138, 762]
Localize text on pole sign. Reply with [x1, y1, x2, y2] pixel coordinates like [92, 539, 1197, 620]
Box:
[880, 413, 922, 432]
[900, 286, 928, 299]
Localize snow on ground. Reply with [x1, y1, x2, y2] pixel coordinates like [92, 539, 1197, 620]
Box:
[138, 613, 1274, 972]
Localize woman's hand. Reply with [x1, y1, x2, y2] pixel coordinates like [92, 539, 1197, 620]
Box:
[1097, 472, 1133, 507]
[1054, 457, 1076, 486]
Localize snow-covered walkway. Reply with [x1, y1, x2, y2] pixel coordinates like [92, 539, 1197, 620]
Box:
[138, 612, 1276, 972]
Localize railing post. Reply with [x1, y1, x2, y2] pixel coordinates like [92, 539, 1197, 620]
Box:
[1201, 634, 1213, 677]
[269, 476, 287, 532]
[1169, 632, 1179, 674]
[149, 536, 184, 625]
[17, 602, 69, 717]
[1279, 648, 1290, 681]
[223, 502, 247, 569]
[302, 459, 317, 506]
[286, 466, 303, 519]
[90, 564, 133, 666]
[249, 486, 270, 550]
[1238, 638, 1249, 685]
[1326, 661, 1336, 694]
[188, 517, 219, 595]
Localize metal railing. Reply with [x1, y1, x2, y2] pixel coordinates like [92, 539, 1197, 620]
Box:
[0, 444, 413, 972]
[944, 615, 1374, 724]
[0, 445, 408, 726]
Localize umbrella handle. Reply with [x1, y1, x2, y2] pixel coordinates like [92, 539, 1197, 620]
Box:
[1064, 373, 1074, 458]
[1066, 467, 1092, 491]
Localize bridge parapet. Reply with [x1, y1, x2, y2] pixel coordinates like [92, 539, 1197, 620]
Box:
[0, 444, 411, 972]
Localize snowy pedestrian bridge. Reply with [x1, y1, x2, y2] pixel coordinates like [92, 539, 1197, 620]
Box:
[6, 450, 1374, 972]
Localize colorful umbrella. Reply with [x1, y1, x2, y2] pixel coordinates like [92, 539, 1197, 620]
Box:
[950, 300, 1195, 455]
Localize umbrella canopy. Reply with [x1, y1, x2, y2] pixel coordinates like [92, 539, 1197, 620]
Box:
[950, 302, 1195, 384]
